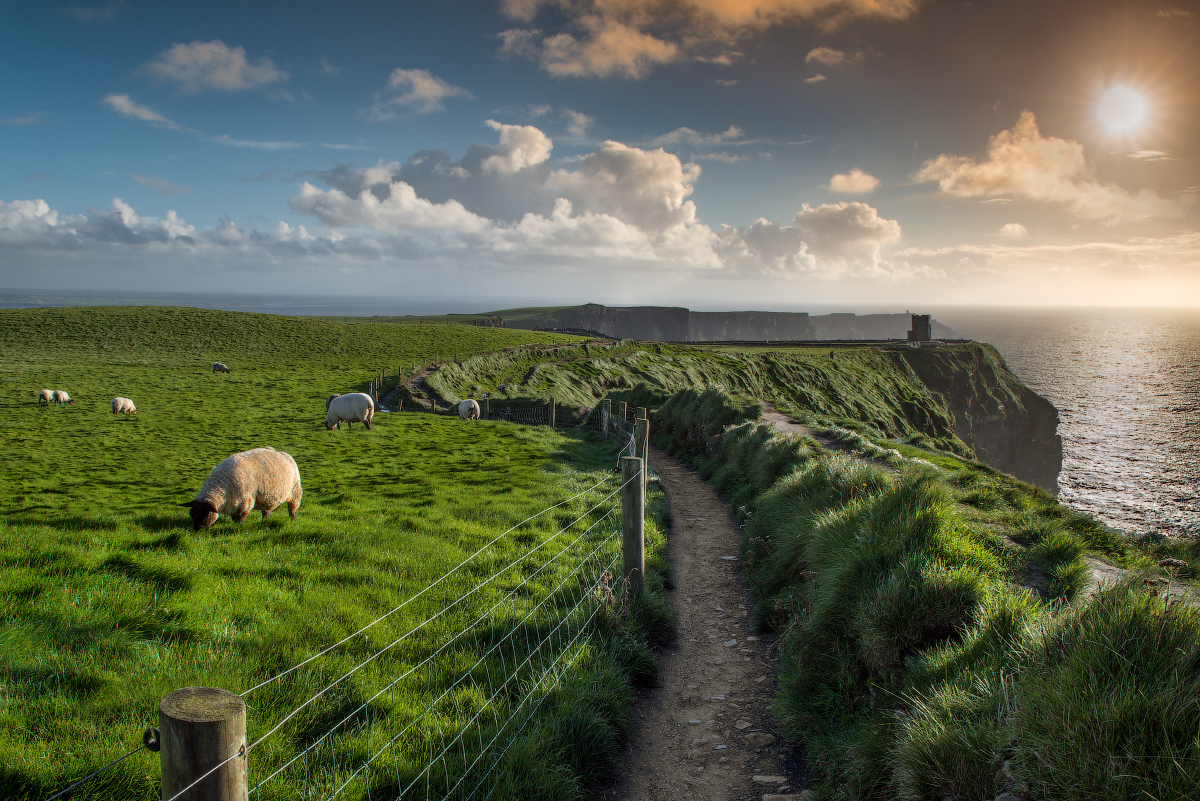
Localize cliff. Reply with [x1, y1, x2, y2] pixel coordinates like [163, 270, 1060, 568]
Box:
[897, 343, 1062, 493]
[497, 304, 958, 342]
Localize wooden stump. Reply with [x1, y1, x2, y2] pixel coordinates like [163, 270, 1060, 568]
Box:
[159, 687, 247, 801]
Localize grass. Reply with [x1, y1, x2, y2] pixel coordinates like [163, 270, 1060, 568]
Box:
[0, 307, 669, 801]
[651, 385, 1200, 800]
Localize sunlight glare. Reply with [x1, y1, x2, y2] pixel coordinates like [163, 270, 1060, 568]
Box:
[1097, 85, 1147, 133]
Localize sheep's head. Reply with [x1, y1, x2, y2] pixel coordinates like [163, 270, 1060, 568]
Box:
[181, 499, 219, 531]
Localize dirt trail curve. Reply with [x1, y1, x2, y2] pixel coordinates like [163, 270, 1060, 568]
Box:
[603, 446, 808, 801]
[758, 402, 835, 449]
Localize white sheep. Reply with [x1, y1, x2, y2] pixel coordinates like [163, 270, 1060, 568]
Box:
[212, 362, 231, 373]
[111, 396, 137, 415]
[325, 393, 374, 430]
[38, 389, 53, 405]
[458, 399, 481, 420]
[181, 446, 302, 531]
[51, 390, 74, 405]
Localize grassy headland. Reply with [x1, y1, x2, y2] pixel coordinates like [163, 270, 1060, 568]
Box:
[0, 307, 669, 800]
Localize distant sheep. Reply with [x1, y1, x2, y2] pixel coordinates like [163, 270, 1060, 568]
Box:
[458, 399, 480, 420]
[51, 390, 74, 406]
[325, 393, 374, 430]
[212, 362, 231, 374]
[38, 389, 53, 405]
[181, 446, 302, 531]
[111, 397, 137, 415]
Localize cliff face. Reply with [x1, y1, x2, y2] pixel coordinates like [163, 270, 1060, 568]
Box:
[898, 344, 1062, 493]
[688, 311, 815, 340]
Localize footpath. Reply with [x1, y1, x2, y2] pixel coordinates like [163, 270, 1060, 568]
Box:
[603, 446, 809, 801]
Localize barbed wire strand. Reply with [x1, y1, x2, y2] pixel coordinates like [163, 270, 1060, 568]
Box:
[44, 744, 147, 801]
[245, 474, 636, 757]
[241, 470, 618, 697]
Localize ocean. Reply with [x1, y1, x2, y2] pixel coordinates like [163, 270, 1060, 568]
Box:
[3, 290, 1194, 540]
[935, 307, 1200, 540]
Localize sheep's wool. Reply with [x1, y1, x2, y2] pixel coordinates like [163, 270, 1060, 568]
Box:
[195, 447, 303, 520]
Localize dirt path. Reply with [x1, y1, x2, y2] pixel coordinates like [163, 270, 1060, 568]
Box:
[603, 446, 808, 801]
[758, 403, 835, 449]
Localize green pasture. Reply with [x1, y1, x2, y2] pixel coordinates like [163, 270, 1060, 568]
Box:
[0, 307, 667, 800]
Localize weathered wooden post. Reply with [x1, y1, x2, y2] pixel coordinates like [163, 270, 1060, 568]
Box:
[636, 408, 649, 498]
[621, 456, 645, 596]
[602, 399, 611, 439]
[618, 401, 628, 422]
[549, 399, 556, 428]
[159, 687, 247, 801]
[484, 396, 490, 419]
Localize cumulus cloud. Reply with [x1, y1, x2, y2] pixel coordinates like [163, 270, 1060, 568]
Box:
[998, 222, 1027, 237]
[804, 74, 826, 83]
[102, 94, 189, 131]
[498, 0, 918, 78]
[61, 0, 125, 23]
[913, 111, 1182, 224]
[368, 68, 472, 117]
[480, 119, 554, 173]
[139, 40, 288, 93]
[129, 174, 190, 196]
[562, 109, 593, 137]
[827, 168, 879, 193]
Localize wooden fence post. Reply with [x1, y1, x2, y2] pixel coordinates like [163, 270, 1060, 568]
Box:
[621, 457, 645, 596]
[602, 399, 611, 439]
[635, 410, 649, 498]
[549, 399, 556, 428]
[159, 687, 246, 801]
[618, 401, 628, 422]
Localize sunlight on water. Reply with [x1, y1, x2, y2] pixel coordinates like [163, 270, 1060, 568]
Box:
[938, 307, 1200, 539]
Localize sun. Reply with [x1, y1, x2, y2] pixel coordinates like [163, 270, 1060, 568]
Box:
[1097, 85, 1147, 133]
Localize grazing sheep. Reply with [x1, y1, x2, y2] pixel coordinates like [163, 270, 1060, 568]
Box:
[51, 390, 74, 405]
[458, 399, 480, 420]
[111, 396, 137, 415]
[212, 362, 231, 373]
[325, 392, 374, 430]
[181, 446, 302, 531]
[38, 389, 53, 405]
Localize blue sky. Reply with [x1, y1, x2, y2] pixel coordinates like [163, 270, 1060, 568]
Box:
[3, 0, 1199, 307]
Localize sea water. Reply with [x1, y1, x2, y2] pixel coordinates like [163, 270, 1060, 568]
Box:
[936, 307, 1200, 540]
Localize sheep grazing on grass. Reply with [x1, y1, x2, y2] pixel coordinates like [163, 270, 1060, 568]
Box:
[325, 393, 374, 430]
[51, 390, 74, 405]
[111, 397, 137, 415]
[181, 446, 302, 531]
[38, 389, 53, 405]
[212, 362, 231, 373]
[458, 399, 480, 420]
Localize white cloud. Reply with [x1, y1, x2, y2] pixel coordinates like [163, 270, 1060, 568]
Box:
[998, 222, 1027, 237]
[805, 46, 863, 65]
[804, 73, 827, 83]
[1129, 150, 1172, 161]
[102, 94, 188, 131]
[651, 125, 742, 147]
[480, 119, 554, 174]
[129, 174, 190, 196]
[289, 181, 492, 233]
[498, 0, 917, 79]
[693, 152, 746, 163]
[210, 134, 304, 150]
[562, 109, 593, 137]
[716, 78, 738, 87]
[61, 1, 125, 23]
[368, 68, 472, 118]
[2, 111, 46, 126]
[913, 111, 1183, 224]
[139, 40, 288, 93]
[827, 168, 879, 194]
[319, 58, 342, 76]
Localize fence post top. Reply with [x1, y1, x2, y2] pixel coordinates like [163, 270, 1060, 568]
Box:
[160, 687, 244, 722]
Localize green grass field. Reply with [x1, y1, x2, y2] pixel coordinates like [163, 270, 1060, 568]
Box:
[0, 307, 668, 800]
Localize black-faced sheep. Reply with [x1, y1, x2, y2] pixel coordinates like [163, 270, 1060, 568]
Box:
[111, 397, 137, 414]
[212, 362, 231, 373]
[181, 446, 302, 531]
[325, 393, 374, 430]
[458, 399, 480, 420]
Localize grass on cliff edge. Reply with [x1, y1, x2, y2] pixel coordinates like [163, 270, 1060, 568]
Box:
[652, 386, 1200, 801]
[0, 307, 670, 801]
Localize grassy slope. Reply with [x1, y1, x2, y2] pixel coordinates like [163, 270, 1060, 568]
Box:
[0, 308, 667, 800]
[652, 387, 1200, 800]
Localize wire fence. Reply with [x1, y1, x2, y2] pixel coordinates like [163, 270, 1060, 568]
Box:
[239, 471, 634, 801]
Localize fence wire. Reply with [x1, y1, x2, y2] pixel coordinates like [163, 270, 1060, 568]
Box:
[244, 471, 636, 801]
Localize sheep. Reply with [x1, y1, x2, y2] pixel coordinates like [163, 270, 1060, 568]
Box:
[111, 396, 137, 415]
[51, 390, 74, 405]
[212, 362, 231, 373]
[458, 399, 480, 420]
[181, 446, 302, 531]
[325, 392, 374, 430]
[38, 389, 53, 405]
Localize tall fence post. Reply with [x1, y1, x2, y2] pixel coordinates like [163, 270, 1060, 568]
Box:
[621, 456, 645, 596]
[635, 409, 649, 499]
[549, 399, 556, 428]
[618, 401, 628, 422]
[602, 399, 611, 439]
[484, 397, 490, 419]
[159, 687, 247, 801]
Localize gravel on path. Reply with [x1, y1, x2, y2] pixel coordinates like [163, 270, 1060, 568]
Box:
[602, 446, 808, 801]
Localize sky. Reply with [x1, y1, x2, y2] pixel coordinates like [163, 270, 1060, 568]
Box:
[2, 0, 1199, 309]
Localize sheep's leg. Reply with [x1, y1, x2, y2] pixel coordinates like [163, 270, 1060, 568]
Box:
[287, 501, 299, 519]
[262, 508, 272, 520]
[364, 418, 372, 430]
[233, 509, 250, 523]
